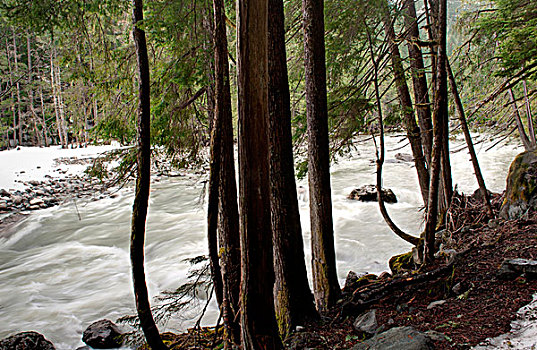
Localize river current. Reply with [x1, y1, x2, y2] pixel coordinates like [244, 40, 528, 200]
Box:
[0, 135, 523, 349]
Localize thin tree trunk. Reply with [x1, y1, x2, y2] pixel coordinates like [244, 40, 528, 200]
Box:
[447, 61, 493, 217]
[27, 34, 41, 147]
[211, 0, 241, 345]
[508, 89, 533, 151]
[5, 36, 16, 147]
[365, 24, 420, 246]
[523, 80, 536, 147]
[12, 29, 23, 145]
[404, 0, 433, 164]
[55, 62, 68, 147]
[424, 0, 448, 264]
[237, 0, 283, 347]
[39, 87, 49, 147]
[130, 0, 166, 348]
[302, 0, 341, 312]
[268, 0, 318, 338]
[50, 48, 63, 147]
[383, 6, 429, 204]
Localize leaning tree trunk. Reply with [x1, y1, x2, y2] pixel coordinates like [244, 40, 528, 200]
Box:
[130, 0, 166, 348]
[508, 89, 533, 151]
[424, 0, 448, 264]
[383, 6, 429, 204]
[237, 0, 283, 347]
[268, 0, 318, 338]
[447, 60, 493, 217]
[302, 0, 341, 312]
[403, 0, 433, 164]
[212, 0, 241, 345]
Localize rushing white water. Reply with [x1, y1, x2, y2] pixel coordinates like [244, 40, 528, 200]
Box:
[0, 135, 523, 349]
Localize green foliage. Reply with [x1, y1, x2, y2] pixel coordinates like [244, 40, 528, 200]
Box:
[475, 0, 537, 79]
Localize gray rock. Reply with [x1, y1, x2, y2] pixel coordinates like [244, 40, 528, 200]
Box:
[500, 151, 537, 219]
[0, 331, 55, 350]
[0, 189, 11, 197]
[0, 201, 7, 211]
[82, 319, 123, 349]
[498, 258, 537, 280]
[395, 153, 414, 162]
[12, 196, 23, 205]
[29, 198, 44, 206]
[426, 300, 446, 310]
[348, 185, 397, 203]
[353, 309, 378, 335]
[352, 326, 434, 350]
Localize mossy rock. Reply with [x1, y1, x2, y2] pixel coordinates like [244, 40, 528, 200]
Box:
[500, 150, 537, 219]
[389, 251, 414, 275]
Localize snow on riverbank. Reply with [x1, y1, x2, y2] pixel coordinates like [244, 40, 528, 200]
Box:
[0, 144, 121, 192]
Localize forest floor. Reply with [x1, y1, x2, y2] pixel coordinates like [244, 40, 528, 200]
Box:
[165, 192, 537, 349]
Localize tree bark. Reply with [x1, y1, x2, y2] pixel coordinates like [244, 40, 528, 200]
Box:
[12, 29, 23, 146]
[237, 0, 283, 347]
[508, 88, 533, 151]
[523, 80, 536, 146]
[268, 0, 318, 338]
[212, 0, 241, 345]
[403, 0, 433, 164]
[130, 0, 166, 348]
[447, 60, 493, 217]
[50, 49, 64, 147]
[424, 0, 448, 264]
[383, 6, 429, 205]
[302, 0, 341, 312]
[5, 36, 16, 147]
[39, 87, 49, 147]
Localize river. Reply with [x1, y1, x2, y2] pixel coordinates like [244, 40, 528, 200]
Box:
[0, 135, 523, 349]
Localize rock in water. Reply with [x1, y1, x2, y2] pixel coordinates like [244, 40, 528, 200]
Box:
[348, 185, 397, 203]
[395, 153, 414, 162]
[500, 151, 537, 219]
[0, 331, 55, 350]
[352, 326, 434, 350]
[82, 319, 123, 349]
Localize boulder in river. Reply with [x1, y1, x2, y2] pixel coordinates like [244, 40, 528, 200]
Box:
[352, 326, 434, 350]
[348, 185, 397, 203]
[82, 319, 123, 349]
[500, 151, 537, 219]
[0, 331, 55, 350]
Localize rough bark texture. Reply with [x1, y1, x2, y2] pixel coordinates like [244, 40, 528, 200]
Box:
[424, 0, 448, 264]
[403, 0, 433, 164]
[237, 0, 283, 348]
[212, 0, 241, 345]
[268, 0, 318, 338]
[130, 0, 166, 348]
[447, 60, 493, 217]
[302, 0, 341, 312]
[383, 8, 429, 205]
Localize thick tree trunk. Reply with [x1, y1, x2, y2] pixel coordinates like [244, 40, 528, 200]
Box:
[268, 0, 318, 338]
[447, 61, 493, 217]
[403, 0, 433, 164]
[424, 0, 448, 264]
[302, 0, 341, 312]
[130, 0, 166, 348]
[383, 8, 429, 205]
[237, 0, 283, 348]
[212, 0, 241, 345]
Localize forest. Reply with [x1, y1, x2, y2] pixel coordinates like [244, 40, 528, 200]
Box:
[1, 0, 537, 349]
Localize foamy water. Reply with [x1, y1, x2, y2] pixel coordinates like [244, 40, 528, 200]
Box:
[0, 135, 523, 349]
